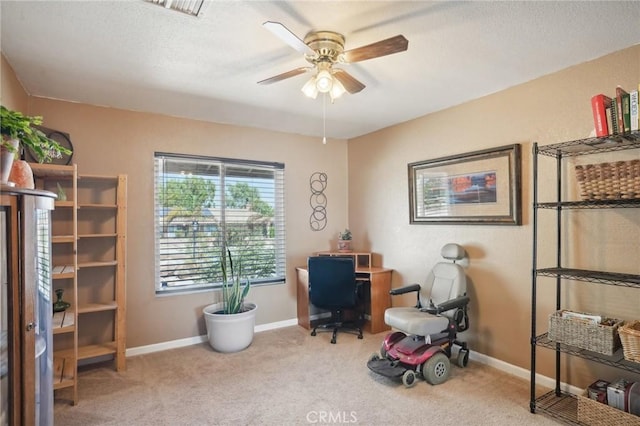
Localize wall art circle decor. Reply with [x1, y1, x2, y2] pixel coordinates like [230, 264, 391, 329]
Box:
[309, 172, 327, 231]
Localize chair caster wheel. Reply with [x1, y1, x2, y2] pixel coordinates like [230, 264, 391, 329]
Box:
[331, 338, 336, 344]
[357, 334, 363, 340]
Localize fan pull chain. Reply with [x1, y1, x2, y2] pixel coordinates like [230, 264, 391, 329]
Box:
[322, 93, 327, 144]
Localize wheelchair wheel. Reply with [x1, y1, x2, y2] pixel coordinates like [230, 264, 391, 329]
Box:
[457, 349, 470, 368]
[422, 352, 450, 385]
[402, 370, 417, 388]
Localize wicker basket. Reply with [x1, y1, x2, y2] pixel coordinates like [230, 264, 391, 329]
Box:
[548, 310, 622, 355]
[575, 160, 640, 200]
[577, 391, 640, 426]
[619, 320, 640, 363]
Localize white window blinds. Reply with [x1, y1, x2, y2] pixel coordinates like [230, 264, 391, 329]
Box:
[154, 152, 285, 294]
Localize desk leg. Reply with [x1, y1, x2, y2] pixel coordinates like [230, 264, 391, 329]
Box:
[367, 271, 392, 334]
[296, 268, 310, 330]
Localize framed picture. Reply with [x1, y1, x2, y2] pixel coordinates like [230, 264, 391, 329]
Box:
[408, 144, 521, 225]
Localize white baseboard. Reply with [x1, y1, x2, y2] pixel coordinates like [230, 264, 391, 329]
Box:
[126, 320, 579, 395]
[469, 350, 582, 395]
[126, 318, 298, 357]
[255, 318, 298, 332]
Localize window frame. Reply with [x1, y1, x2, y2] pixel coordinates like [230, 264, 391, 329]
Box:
[154, 152, 286, 295]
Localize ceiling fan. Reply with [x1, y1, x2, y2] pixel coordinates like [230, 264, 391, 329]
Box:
[258, 21, 409, 101]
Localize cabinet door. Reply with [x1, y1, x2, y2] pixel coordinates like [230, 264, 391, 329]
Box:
[20, 194, 54, 426]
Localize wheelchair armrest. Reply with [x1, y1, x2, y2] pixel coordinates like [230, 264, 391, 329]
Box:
[389, 284, 421, 296]
[421, 295, 470, 314]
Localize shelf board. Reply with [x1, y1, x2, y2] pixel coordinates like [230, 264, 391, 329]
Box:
[78, 174, 119, 182]
[52, 265, 75, 279]
[53, 354, 76, 390]
[536, 199, 640, 209]
[29, 163, 75, 178]
[77, 260, 118, 269]
[536, 131, 640, 158]
[78, 203, 117, 209]
[77, 342, 116, 360]
[535, 333, 640, 375]
[78, 233, 117, 239]
[52, 310, 75, 334]
[52, 235, 76, 243]
[78, 301, 117, 314]
[536, 268, 640, 287]
[54, 201, 75, 208]
[534, 391, 579, 425]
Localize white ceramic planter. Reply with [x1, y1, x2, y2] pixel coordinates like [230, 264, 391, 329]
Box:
[203, 302, 257, 353]
[1, 138, 19, 185]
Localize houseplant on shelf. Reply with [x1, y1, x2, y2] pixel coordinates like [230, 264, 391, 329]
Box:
[337, 228, 352, 252]
[1, 105, 72, 185]
[202, 247, 257, 353]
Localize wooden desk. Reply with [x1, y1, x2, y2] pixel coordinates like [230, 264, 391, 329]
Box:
[296, 265, 392, 334]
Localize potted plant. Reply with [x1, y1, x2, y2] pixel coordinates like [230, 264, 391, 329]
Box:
[1, 105, 72, 184]
[337, 228, 352, 252]
[202, 247, 257, 353]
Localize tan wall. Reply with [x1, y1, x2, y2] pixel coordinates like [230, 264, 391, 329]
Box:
[20, 96, 350, 349]
[1, 53, 28, 111]
[3, 43, 640, 389]
[348, 45, 640, 388]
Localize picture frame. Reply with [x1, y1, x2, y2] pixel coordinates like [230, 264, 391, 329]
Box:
[408, 144, 521, 225]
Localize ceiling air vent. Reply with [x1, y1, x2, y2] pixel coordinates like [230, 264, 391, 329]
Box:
[146, 0, 205, 17]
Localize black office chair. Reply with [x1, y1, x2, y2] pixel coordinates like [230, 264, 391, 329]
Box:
[308, 256, 364, 344]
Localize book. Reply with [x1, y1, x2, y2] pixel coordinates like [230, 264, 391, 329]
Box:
[591, 94, 612, 136]
[631, 89, 639, 132]
[615, 86, 628, 134]
[622, 91, 631, 133]
[610, 97, 619, 134]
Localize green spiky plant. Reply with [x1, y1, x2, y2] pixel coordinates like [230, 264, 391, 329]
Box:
[1, 105, 71, 162]
[220, 247, 250, 314]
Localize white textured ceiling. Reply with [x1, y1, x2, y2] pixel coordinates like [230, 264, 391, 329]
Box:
[1, 1, 639, 140]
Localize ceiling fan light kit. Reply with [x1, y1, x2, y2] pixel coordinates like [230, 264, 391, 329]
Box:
[260, 21, 408, 100]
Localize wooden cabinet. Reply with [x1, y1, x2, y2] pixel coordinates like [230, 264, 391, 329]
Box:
[529, 131, 640, 423]
[30, 165, 127, 404]
[1, 186, 56, 425]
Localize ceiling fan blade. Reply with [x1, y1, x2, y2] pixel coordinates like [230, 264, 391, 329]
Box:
[341, 35, 408, 63]
[263, 21, 316, 57]
[257, 67, 310, 85]
[333, 69, 365, 94]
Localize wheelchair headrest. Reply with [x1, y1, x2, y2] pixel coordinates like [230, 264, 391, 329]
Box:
[441, 243, 466, 261]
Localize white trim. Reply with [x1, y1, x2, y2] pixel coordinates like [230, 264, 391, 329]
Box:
[126, 319, 581, 397]
[469, 351, 582, 395]
[126, 334, 208, 357]
[126, 318, 298, 357]
[255, 318, 298, 333]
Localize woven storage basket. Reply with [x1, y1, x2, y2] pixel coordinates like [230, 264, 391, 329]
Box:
[575, 160, 640, 200]
[577, 391, 640, 426]
[619, 320, 640, 363]
[548, 310, 622, 355]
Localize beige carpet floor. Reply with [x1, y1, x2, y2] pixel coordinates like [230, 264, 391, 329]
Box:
[54, 326, 558, 425]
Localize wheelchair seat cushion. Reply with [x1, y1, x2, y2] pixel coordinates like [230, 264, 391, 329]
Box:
[384, 307, 449, 336]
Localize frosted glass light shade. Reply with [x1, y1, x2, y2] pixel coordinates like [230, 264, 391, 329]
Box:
[315, 70, 333, 93]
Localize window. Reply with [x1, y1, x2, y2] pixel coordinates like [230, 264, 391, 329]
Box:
[154, 152, 285, 294]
